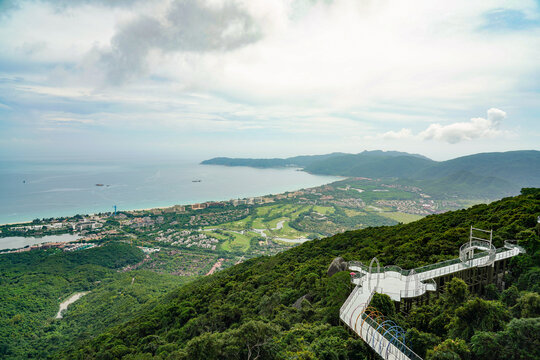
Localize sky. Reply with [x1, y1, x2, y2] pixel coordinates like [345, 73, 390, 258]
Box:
[0, 0, 539, 162]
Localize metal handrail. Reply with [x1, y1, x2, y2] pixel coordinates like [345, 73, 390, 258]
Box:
[409, 257, 462, 274]
[362, 312, 423, 360]
[350, 238, 525, 280]
[459, 239, 496, 267]
[400, 277, 435, 298]
[504, 240, 526, 253]
[340, 285, 360, 315]
[341, 233, 526, 360]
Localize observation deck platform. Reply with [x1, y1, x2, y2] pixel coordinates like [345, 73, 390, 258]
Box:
[339, 231, 525, 360]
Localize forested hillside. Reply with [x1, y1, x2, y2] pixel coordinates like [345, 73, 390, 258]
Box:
[201, 150, 430, 170]
[200, 153, 348, 168]
[303, 154, 434, 179]
[415, 151, 540, 187]
[58, 189, 540, 360]
[410, 170, 519, 198]
[0, 244, 183, 359]
[202, 150, 539, 198]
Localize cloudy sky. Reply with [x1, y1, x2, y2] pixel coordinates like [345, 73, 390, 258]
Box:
[1, 0, 539, 161]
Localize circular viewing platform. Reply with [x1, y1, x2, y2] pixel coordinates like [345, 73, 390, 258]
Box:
[459, 239, 496, 267]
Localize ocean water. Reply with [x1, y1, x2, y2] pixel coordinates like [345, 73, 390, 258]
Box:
[0, 159, 340, 224]
[0, 234, 82, 250]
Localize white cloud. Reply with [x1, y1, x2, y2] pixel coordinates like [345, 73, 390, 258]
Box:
[146, 0, 540, 110]
[381, 128, 413, 140]
[46, 115, 96, 125]
[5, 0, 539, 105]
[92, 0, 263, 85]
[1, 1, 539, 160]
[364, 128, 413, 140]
[419, 108, 507, 143]
[368, 108, 509, 144]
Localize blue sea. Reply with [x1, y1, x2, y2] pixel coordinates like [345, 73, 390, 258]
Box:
[0, 159, 340, 224]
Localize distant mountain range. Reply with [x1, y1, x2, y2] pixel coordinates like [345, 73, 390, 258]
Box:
[202, 150, 540, 198]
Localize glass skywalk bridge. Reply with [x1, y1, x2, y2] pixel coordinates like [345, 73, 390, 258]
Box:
[339, 228, 525, 360]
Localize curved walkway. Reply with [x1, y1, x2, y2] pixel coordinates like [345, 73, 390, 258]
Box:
[340, 238, 525, 360]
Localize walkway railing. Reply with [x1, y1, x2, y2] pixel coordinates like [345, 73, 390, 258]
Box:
[342, 233, 525, 360]
[459, 240, 496, 266]
[400, 278, 436, 298]
[362, 313, 423, 360]
[340, 285, 362, 317]
[504, 240, 526, 253]
[350, 240, 524, 285]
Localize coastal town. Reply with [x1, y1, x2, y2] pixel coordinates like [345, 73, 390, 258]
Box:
[0, 177, 476, 276]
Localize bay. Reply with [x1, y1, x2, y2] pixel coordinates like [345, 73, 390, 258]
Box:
[0, 234, 82, 250]
[0, 159, 340, 224]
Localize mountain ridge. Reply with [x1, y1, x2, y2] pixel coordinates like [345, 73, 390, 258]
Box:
[202, 150, 540, 198]
[201, 150, 431, 169]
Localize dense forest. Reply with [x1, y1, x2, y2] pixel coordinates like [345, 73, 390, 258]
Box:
[0, 244, 186, 359]
[47, 188, 539, 360]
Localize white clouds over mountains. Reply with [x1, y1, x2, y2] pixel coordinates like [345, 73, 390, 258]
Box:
[419, 108, 507, 144]
[374, 108, 509, 144]
[379, 128, 414, 140]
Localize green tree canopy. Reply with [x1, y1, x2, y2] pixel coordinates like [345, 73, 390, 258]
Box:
[448, 298, 509, 341]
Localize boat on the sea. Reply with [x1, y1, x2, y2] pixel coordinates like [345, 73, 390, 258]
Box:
[95, 184, 104, 186]
[192, 180, 202, 183]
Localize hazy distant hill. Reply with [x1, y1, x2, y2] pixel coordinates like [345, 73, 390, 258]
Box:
[201, 152, 348, 168]
[202, 150, 540, 198]
[413, 170, 520, 198]
[416, 150, 540, 187]
[202, 150, 430, 169]
[302, 153, 435, 178]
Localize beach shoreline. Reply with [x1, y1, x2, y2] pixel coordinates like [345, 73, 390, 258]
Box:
[1, 161, 341, 226]
[0, 181, 338, 227]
